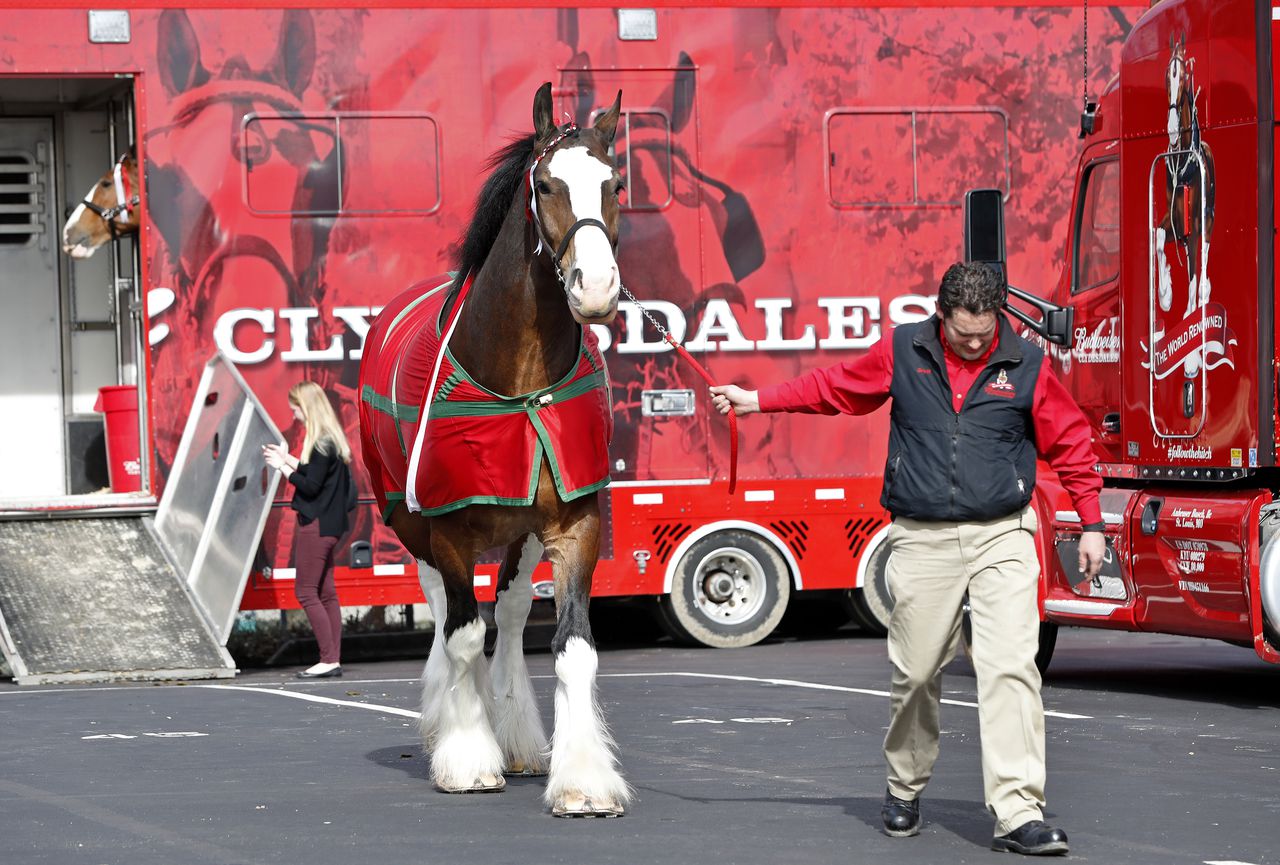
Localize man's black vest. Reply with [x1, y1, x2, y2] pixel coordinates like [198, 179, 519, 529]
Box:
[881, 314, 1044, 522]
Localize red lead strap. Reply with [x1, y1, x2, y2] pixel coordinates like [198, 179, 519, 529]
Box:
[664, 334, 739, 496]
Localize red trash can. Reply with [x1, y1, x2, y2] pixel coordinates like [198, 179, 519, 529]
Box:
[94, 385, 143, 493]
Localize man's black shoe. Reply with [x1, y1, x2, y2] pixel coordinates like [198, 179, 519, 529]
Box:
[881, 789, 920, 837]
[992, 820, 1069, 855]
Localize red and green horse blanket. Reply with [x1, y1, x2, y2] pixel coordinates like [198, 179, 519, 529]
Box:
[358, 275, 612, 521]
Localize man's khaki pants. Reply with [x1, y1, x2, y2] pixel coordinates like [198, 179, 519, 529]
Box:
[882, 507, 1045, 835]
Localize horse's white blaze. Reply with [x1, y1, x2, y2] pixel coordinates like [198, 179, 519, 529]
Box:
[547, 146, 619, 317]
[417, 561, 449, 742]
[61, 180, 100, 256]
[491, 534, 549, 773]
[544, 636, 632, 808]
[430, 618, 504, 790]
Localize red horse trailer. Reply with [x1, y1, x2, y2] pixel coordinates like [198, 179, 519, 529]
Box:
[0, 1, 1148, 658]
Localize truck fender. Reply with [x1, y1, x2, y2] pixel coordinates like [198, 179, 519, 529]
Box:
[661, 520, 801, 594]
[1258, 509, 1280, 641]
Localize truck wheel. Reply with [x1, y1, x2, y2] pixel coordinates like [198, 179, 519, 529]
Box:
[779, 592, 853, 637]
[1033, 621, 1059, 674]
[960, 610, 1059, 676]
[844, 537, 893, 636]
[658, 530, 791, 648]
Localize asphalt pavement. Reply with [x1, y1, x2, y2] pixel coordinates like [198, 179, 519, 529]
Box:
[2, 626, 1277, 865]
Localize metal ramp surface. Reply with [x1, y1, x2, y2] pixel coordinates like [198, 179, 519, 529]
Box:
[0, 517, 234, 685]
[0, 354, 283, 685]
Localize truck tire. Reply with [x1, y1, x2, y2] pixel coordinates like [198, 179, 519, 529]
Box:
[844, 537, 893, 636]
[779, 591, 853, 637]
[960, 609, 1059, 676]
[657, 530, 791, 648]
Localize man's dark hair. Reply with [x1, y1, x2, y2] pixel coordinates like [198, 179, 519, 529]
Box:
[937, 262, 1006, 317]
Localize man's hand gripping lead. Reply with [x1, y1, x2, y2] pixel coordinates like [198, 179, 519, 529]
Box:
[709, 384, 760, 417]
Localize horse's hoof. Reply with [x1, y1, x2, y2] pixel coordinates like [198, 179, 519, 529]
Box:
[551, 793, 624, 818]
[504, 760, 548, 777]
[436, 773, 506, 794]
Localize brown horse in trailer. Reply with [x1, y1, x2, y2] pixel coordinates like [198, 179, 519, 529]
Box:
[358, 83, 630, 817]
[61, 151, 140, 258]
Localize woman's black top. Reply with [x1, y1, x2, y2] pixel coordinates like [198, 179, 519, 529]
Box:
[288, 439, 354, 538]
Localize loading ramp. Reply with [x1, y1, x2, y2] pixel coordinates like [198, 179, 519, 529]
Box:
[0, 354, 283, 685]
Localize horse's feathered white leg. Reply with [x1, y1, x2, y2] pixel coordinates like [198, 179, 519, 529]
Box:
[417, 560, 449, 745]
[430, 618, 506, 792]
[1156, 227, 1174, 312]
[491, 535, 549, 775]
[545, 636, 632, 815]
[1198, 237, 1211, 308]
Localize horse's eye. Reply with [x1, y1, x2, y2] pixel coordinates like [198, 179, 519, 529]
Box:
[100, 180, 111, 188]
[535, 181, 551, 196]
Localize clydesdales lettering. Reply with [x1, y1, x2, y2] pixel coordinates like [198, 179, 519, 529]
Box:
[194, 293, 939, 364]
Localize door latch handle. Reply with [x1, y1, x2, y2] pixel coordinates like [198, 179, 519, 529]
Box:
[1141, 499, 1162, 536]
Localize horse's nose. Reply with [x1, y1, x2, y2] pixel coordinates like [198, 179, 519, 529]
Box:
[61, 223, 94, 258]
[570, 266, 620, 322]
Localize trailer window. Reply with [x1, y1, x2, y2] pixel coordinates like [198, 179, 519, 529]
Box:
[0, 152, 41, 245]
[243, 113, 440, 216]
[339, 116, 440, 215]
[608, 109, 673, 211]
[826, 108, 1010, 208]
[1073, 158, 1119, 294]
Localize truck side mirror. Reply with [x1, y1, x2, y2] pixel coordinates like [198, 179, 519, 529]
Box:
[963, 188, 1006, 283]
[964, 187, 1075, 349]
[1006, 285, 1076, 348]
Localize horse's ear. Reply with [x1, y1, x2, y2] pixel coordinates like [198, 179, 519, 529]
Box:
[593, 90, 622, 145]
[273, 10, 316, 99]
[533, 82, 556, 142]
[157, 10, 209, 97]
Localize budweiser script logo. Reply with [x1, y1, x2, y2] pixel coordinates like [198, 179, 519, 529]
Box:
[1032, 317, 1120, 374]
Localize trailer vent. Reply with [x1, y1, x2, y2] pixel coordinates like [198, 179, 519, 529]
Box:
[651, 522, 692, 565]
[844, 517, 886, 559]
[770, 520, 810, 560]
[0, 153, 42, 246]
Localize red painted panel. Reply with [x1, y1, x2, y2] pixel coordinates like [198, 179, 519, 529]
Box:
[1126, 489, 1263, 642]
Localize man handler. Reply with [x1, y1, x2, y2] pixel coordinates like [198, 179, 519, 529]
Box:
[710, 262, 1105, 856]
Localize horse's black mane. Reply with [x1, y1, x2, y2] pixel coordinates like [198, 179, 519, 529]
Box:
[448, 134, 536, 297]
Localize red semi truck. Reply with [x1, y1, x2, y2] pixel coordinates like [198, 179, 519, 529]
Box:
[987, 0, 1280, 668]
[1, 1, 1192, 659]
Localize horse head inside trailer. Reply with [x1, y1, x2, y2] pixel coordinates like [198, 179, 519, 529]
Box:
[61, 150, 140, 259]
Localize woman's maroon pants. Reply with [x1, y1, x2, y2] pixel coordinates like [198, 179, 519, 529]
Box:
[293, 520, 342, 664]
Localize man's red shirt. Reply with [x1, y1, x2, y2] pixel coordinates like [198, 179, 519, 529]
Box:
[757, 318, 1103, 525]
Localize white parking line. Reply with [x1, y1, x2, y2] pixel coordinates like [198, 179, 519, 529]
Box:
[590, 672, 1093, 720]
[201, 684, 422, 719]
[6, 670, 1093, 721]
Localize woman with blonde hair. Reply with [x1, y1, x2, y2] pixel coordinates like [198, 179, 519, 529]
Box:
[263, 381, 355, 678]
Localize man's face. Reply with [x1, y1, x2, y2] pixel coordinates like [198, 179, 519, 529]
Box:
[941, 308, 998, 361]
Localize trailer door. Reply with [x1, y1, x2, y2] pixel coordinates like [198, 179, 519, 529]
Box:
[557, 67, 711, 481]
[1068, 154, 1123, 463]
[0, 119, 65, 497]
